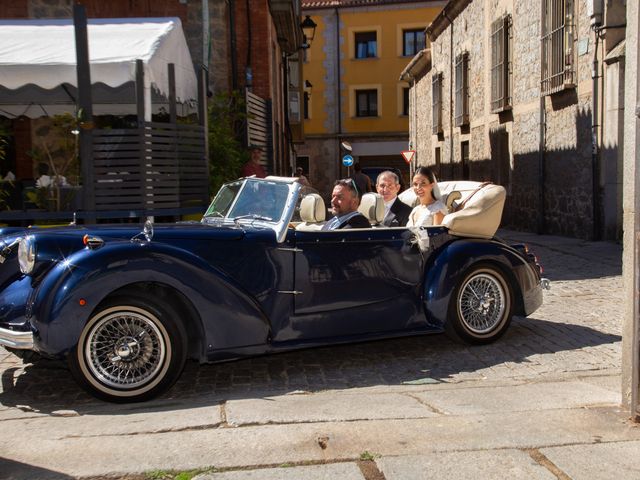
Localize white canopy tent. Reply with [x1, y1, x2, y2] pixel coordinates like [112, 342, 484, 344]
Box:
[0, 18, 198, 119]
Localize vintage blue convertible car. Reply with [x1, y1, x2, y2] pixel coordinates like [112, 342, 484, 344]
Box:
[0, 176, 545, 402]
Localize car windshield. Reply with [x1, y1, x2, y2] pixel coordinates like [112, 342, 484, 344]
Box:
[203, 179, 291, 223]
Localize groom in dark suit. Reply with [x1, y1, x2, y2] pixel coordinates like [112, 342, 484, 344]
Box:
[376, 171, 412, 227]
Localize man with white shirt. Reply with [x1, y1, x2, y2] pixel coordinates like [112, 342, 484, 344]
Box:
[376, 171, 412, 227]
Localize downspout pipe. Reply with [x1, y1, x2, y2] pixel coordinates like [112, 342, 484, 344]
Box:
[591, 25, 601, 240]
[229, 0, 238, 90]
[537, 1, 546, 235]
[538, 90, 546, 234]
[445, 11, 454, 180]
[335, 7, 343, 176]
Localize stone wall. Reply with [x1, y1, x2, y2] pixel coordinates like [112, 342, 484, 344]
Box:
[410, 0, 609, 239]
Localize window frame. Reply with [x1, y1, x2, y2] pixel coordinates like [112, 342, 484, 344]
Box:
[454, 52, 469, 127]
[354, 31, 378, 59]
[402, 28, 426, 57]
[432, 72, 443, 135]
[490, 14, 512, 113]
[402, 87, 410, 116]
[541, 0, 575, 96]
[303, 91, 310, 120]
[355, 89, 379, 117]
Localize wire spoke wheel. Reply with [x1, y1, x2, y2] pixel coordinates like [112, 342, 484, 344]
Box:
[86, 311, 166, 389]
[458, 273, 506, 334]
[69, 296, 186, 403]
[448, 265, 513, 344]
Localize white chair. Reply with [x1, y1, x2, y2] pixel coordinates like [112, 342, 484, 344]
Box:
[358, 192, 385, 226]
[296, 193, 326, 231]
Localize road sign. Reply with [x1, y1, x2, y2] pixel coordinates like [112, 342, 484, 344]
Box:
[401, 150, 416, 164]
[342, 154, 354, 167]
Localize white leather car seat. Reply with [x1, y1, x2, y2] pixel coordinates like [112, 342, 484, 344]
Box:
[358, 192, 385, 227]
[398, 180, 506, 238]
[296, 193, 326, 231]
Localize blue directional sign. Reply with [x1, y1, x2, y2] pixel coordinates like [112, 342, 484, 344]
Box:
[342, 154, 354, 167]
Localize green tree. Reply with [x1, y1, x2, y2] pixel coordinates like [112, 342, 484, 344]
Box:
[207, 91, 250, 195]
[0, 125, 11, 211]
[26, 112, 80, 211]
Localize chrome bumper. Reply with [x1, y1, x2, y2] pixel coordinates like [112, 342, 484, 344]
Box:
[0, 326, 34, 350]
[541, 278, 551, 290]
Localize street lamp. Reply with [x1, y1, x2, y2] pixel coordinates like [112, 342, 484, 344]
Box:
[300, 15, 317, 49]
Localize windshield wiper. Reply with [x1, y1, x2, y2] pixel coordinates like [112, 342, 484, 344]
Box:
[233, 214, 273, 223]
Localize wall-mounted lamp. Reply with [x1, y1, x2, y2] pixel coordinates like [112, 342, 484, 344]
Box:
[304, 80, 313, 89]
[300, 15, 317, 49]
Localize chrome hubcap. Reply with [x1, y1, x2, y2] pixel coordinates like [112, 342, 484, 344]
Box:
[459, 272, 506, 334]
[85, 311, 166, 389]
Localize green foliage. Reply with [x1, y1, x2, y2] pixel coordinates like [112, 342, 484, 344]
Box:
[0, 180, 12, 211]
[145, 467, 217, 480]
[26, 113, 81, 212]
[0, 126, 8, 163]
[29, 112, 80, 184]
[0, 124, 12, 211]
[207, 90, 250, 195]
[359, 450, 378, 461]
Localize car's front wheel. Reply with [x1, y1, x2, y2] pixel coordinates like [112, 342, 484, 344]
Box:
[447, 264, 513, 345]
[69, 296, 187, 403]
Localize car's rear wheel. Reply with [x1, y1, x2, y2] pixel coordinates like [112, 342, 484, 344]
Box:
[69, 295, 187, 403]
[447, 264, 513, 345]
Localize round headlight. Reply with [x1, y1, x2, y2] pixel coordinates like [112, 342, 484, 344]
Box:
[18, 236, 37, 274]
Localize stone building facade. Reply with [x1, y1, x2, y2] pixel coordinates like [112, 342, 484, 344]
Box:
[401, 0, 626, 240]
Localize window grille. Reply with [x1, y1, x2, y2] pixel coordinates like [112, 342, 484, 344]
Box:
[432, 72, 443, 134]
[541, 0, 575, 95]
[491, 15, 512, 112]
[454, 53, 469, 127]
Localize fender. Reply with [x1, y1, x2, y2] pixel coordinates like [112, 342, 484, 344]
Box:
[422, 238, 530, 328]
[30, 240, 271, 356]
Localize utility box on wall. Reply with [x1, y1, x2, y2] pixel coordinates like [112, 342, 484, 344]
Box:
[586, 0, 603, 26]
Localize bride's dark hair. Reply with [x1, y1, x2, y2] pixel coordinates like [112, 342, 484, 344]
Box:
[414, 167, 438, 200]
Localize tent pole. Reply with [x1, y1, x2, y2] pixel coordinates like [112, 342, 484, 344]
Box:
[73, 4, 95, 222]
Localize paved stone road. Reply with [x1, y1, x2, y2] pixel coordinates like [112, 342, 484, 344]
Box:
[0, 230, 623, 411]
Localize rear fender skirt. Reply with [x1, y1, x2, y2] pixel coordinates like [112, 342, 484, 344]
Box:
[30, 242, 270, 356]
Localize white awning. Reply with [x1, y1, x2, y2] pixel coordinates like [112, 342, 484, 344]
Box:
[0, 18, 198, 118]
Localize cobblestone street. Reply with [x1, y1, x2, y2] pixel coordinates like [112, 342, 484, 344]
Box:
[0, 230, 623, 409]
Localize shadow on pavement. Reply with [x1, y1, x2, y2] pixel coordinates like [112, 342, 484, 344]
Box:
[0, 457, 75, 480]
[0, 317, 621, 415]
[498, 231, 622, 282]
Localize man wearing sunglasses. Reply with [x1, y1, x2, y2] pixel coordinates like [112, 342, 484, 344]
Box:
[321, 179, 371, 230]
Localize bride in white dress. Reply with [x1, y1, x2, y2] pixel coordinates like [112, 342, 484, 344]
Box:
[406, 166, 447, 227]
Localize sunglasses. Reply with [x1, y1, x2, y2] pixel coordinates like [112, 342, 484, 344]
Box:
[336, 178, 359, 197]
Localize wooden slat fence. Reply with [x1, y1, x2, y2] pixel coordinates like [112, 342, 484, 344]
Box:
[93, 122, 208, 213]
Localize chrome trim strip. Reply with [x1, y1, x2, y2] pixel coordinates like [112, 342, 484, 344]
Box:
[277, 247, 303, 252]
[277, 290, 303, 295]
[0, 327, 34, 350]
